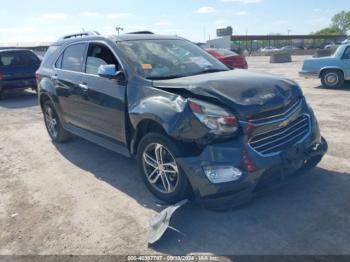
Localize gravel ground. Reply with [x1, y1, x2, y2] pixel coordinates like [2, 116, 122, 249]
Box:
[0, 56, 350, 255]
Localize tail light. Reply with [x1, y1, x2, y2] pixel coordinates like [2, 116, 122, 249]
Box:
[0, 73, 3, 80]
[35, 71, 40, 81]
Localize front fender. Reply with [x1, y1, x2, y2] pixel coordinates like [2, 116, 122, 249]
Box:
[129, 93, 209, 141]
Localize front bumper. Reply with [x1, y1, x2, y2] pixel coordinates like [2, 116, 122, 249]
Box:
[299, 71, 319, 79]
[177, 103, 328, 210]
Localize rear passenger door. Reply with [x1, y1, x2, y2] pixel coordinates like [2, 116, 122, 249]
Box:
[54, 43, 88, 127]
[79, 42, 127, 143]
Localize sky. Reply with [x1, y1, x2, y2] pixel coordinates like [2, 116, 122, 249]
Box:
[0, 0, 349, 43]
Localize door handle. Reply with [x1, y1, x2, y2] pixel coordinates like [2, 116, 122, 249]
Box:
[79, 83, 89, 90]
[51, 75, 58, 80]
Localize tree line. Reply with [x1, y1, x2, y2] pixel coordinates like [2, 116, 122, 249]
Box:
[313, 11, 350, 35]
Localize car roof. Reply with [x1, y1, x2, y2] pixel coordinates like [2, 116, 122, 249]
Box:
[53, 34, 186, 45]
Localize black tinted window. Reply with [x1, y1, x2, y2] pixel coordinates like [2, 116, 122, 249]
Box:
[0, 51, 39, 68]
[86, 43, 119, 75]
[55, 54, 63, 68]
[61, 44, 86, 72]
[22, 51, 41, 64]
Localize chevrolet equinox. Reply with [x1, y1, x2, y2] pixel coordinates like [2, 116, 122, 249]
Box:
[37, 32, 328, 209]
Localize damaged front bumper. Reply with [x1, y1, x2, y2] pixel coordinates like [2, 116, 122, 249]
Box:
[177, 113, 328, 210]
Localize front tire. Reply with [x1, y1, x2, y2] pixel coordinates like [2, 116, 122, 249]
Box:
[321, 70, 344, 89]
[43, 100, 71, 143]
[137, 132, 191, 204]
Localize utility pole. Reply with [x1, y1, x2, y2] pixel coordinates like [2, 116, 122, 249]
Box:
[116, 27, 124, 36]
[287, 29, 292, 46]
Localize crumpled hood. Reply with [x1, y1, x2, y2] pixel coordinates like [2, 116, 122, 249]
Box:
[153, 70, 303, 119]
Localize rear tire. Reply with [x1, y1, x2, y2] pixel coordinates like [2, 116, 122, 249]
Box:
[321, 70, 344, 89]
[137, 132, 192, 204]
[43, 100, 71, 143]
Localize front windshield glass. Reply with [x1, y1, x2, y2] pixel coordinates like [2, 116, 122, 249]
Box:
[118, 39, 229, 80]
[333, 45, 346, 58]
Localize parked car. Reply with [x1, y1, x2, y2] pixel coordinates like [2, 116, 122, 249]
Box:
[0, 49, 41, 99]
[260, 47, 279, 52]
[280, 46, 302, 51]
[300, 44, 350, 88]
[37, 32, 327, 210]
[205, 48, 248, 69]
[324, 42, 341, 49]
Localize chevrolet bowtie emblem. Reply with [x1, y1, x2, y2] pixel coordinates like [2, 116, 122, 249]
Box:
[279, 120, 290, 128]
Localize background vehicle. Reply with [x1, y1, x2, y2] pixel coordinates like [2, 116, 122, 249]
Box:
[260, 47, 279, 52]
[205, 48, 248, 69]
[37, 33, 327, 209]
[300, 44, 350, 88]
[280, 46, 302, 51]
[0, 49, 40, 99]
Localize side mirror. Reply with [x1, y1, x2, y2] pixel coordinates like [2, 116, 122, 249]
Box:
[98, 64, 125, 80]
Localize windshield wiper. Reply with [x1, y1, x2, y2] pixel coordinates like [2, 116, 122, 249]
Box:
[192, 68, 229, 76]
[147, 74, 187, 80]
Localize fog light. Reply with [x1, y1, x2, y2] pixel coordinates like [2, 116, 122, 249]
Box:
[203, 166, 242, 184]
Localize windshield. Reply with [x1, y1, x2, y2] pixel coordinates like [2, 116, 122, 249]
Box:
[118, 39, 229, 80]
[333, 45, 347, 58]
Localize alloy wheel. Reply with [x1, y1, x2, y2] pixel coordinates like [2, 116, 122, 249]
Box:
[142, 143, 179, 194]
[45, 106, 58, 139]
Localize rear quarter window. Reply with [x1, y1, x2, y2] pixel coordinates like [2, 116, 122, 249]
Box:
[41, 45, 61, 68]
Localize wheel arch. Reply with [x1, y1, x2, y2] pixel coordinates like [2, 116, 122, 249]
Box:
[129, 118, 168, 155]
[319, 67, 345, 78]
[39, 92, 53, 110]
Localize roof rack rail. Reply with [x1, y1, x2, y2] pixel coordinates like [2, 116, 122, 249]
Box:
[58, 31, 100, 41]
[127, 31, 154, 35]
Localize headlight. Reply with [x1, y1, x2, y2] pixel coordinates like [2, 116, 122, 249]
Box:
[188, 99, 238, 135]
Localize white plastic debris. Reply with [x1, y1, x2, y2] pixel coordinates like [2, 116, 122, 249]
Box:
[148, 199, 188, 244]
[10, 213, 18, 218]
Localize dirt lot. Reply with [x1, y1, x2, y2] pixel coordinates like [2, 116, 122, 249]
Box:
[1, 56, 350, 255]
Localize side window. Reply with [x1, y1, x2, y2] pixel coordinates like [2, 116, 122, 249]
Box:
[21, 51, 40, 65]
[55, 54, 63, 69]
[42, 45, 60, 68]
[85, 43, 119, 75]
[343, 47, 350, 60]
[61, 44, 86, 72]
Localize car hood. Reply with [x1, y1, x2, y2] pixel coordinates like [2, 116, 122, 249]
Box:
[153, 70, 303, 120]
[303, 56, 336, 67]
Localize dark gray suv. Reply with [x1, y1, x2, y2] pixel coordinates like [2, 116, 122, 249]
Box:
[37, 32, 327, 209]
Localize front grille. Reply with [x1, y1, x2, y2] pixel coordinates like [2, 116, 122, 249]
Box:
[249, 115, 310, 155]
[250, 98, 301, 122]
